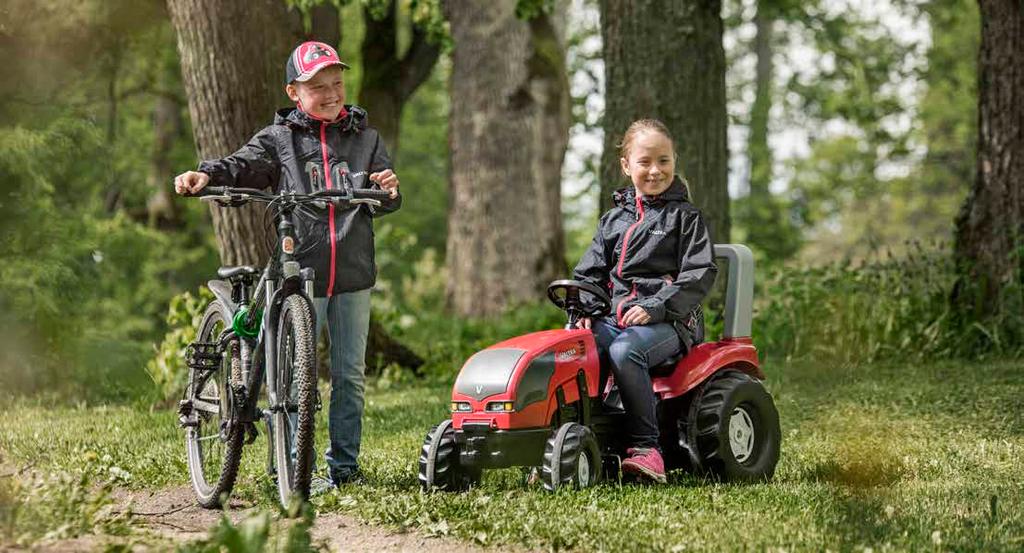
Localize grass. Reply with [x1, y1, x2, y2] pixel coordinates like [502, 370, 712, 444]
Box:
[1, 357, 1022, 551]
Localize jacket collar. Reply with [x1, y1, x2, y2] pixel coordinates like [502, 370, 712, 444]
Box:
[612, 175, 690, 211]
[275, 104, 368, 132]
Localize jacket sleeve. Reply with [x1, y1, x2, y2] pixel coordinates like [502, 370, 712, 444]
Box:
[636, 209, 718, 324]
[366, 131, 401, 217]
[197, 126, 279, 190]
[572, 212, 613, 306]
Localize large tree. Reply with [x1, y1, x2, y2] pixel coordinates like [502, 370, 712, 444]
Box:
[953, 0, 1023, 317]
[599, 0, 730, 242]
[443, 0, 570, 317]
[167, 0, 300, 266]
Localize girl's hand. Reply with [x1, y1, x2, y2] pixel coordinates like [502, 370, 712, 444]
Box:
[370, 169, 400, 198]
[575, 317, 592, 329]
[621, 306, 651, 326]
[174, 171, 210, 195]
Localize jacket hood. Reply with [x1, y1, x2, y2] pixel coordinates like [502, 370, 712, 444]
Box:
[612, 175, 690, 209]
[274, 104, 369, 132]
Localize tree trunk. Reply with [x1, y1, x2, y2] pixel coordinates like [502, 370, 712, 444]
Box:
[309, 3, 340, 46]
[953, 0, 1024, 316]
[359, 1, 441, 156]
[146, 91, 182, 228]
[167, 0, 301, 267]
[599, 0, 730, 243]
[443, 0, 570, 317]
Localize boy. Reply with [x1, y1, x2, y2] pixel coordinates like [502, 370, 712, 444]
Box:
[174, 41, 401, 486]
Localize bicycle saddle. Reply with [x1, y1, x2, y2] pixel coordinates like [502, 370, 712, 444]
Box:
[217, 265, 259, 280]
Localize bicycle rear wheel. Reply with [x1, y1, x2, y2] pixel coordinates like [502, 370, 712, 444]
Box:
[271, 294, 317, 507]
[183, 300, 244, 508]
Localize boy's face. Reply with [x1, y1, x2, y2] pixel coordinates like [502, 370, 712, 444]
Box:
[286, 66, 346, 121]
[620, 130, 676, 197]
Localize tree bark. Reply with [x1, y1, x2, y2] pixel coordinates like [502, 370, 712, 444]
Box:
[599, 0, 730, 243]
[443, 0, 570, 317]
[359, 1, 441, 156]
[167, 0, 301, 267]
[146, 91, 182, 228]
[953, 0, 1024, 316]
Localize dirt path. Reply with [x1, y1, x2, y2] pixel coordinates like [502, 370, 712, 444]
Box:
[4, 485, 520, 552]
[121, 485, 511, 551]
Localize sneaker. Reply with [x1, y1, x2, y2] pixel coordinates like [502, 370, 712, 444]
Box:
[310, 474, 335, 497]
[621, 447, 667, 484]
[332, 468, 365, 485]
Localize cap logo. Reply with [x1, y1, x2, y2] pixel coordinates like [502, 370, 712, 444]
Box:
[296, 42, 339, 73]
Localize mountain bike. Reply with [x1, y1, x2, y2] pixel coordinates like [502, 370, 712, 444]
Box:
[176, 184, 390, 509]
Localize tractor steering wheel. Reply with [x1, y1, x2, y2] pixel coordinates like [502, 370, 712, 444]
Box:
[547, 280, 612, 326]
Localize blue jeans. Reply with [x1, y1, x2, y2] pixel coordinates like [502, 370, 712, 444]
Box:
[592, 316, 681, 449]
[312, 289, 371, 481]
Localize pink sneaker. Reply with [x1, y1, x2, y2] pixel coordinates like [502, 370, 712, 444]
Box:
[621, 447, 667, 484]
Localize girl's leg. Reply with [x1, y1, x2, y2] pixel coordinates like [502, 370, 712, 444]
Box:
[605, 323, 680, 448]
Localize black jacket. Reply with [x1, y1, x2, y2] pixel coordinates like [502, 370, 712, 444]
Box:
[199, 105, 401, 297]
[572, 177, 717, 347]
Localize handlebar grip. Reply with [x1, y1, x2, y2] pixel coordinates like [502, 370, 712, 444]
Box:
[184, 186, 226, 197]
[352, 188, 394, 200]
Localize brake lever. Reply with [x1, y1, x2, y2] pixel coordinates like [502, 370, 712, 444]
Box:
[350, 198, 382, 207]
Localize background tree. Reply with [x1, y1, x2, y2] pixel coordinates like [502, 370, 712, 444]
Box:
[732, 0, 803, 263]
[599, 0, 730, 242]
[442, 0, 571, 317]
[167, 0, 301, 267]
[952, 0, 1023, 319]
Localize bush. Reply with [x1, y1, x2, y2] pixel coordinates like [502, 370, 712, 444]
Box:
[755, 241, 1023, 364]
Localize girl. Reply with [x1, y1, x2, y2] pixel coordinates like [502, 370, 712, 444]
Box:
[573, 119, 717, 483]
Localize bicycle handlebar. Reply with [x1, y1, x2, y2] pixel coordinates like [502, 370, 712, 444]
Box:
[183, 185, 393, 204]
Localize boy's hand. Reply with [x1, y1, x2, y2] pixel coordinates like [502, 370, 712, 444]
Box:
[575, 317, 592, 329]
[369, 169, 400, 199]
[174, 171, 211, 195]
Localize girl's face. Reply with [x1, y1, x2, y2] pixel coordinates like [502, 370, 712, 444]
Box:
[286, 66, 346, 121]
[620, 130, 675, 196]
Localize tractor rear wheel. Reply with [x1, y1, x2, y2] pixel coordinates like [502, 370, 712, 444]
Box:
[687, 369, 780, 482]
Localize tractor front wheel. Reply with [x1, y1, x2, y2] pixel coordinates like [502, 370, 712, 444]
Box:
[541, 423, 602, 491]
[418, 419, 480, 492]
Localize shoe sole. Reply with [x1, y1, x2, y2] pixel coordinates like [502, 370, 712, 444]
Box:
[621, 461, 667, 484]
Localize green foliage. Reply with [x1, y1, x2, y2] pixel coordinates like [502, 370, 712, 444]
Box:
[0, 460, 133, 546]
[146, 288, 214, 404]
[755, 241, 1023, 364]
[178, 508, 319, 553]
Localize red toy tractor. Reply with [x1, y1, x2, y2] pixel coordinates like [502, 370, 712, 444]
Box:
[418, 244, 780, 491]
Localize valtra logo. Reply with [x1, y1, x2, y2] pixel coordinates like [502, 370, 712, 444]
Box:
[556, 341, 586, 363]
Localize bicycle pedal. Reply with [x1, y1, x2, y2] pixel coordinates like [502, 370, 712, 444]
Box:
[185, 342, 223, 371]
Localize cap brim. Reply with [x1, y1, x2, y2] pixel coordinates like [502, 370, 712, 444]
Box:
[293, 60, 350, 82]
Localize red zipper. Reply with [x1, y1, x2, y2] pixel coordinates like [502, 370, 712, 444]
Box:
[320, 122, 338, 297]
[614, 194, 645, 327]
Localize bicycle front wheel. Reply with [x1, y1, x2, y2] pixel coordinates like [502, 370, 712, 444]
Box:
[271, 294, 317, 507]
[184, 300, 244, 509]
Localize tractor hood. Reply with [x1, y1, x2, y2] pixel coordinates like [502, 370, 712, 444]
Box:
[452, 330, 592, 403]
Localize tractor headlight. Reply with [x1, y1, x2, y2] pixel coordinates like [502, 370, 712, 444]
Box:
[451, 402, 472, 412]
[485, 401, 514, 412]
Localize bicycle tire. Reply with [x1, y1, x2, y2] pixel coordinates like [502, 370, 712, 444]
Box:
[271, 294, 317, 508]
[184, 300, 244, 509]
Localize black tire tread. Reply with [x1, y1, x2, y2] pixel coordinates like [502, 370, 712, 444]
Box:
[418, 420, 478, 491]
[689, 369, 780, 483]
[541, 423, 601, 491]
[274, 295, 317, 505]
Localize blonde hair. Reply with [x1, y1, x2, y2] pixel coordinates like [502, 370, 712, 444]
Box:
[617, 119, 675, 159]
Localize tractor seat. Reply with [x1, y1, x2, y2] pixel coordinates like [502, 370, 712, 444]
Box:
[648, 352, 683, 377]
[218, 265, 259, 280]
